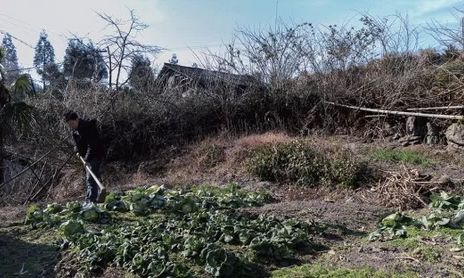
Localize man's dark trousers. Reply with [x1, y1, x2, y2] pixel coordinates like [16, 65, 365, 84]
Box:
[86, 159, 102, 203]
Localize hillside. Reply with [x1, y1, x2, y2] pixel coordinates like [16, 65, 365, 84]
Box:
[2, 133, 464, 277]
[3, 9, 464, 277]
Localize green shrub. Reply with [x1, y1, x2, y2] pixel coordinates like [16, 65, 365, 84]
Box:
[245, 140, 365, 187]
[245, 140, 325, 185]
[327, 150, 368, 187]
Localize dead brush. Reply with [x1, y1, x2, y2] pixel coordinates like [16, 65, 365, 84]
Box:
[371, 166, 450, 210]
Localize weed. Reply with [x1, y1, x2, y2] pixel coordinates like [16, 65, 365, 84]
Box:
[387, 226, 461, 250]
[271, 264, 419, 278]
[411, 247, 441, 263]
[198, 144, 226, 168]
[371, 148, 432, 166]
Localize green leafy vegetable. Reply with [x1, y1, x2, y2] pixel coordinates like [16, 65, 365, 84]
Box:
[60, 220, 85, 239]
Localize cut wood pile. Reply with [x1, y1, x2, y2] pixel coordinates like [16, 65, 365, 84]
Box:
[370, 167, 455, 210]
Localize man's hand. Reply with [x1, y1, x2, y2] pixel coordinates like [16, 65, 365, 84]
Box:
[75, 152, 88, 168]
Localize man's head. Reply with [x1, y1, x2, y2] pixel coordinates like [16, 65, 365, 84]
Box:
[64, 111, 79, 130]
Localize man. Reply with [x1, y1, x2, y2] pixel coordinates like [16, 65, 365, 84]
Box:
[64, 111, 105, 203]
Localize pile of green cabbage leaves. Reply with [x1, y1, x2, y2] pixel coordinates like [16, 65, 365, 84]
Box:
[370, 192, 464, 244]
[25, 184, 319, 277]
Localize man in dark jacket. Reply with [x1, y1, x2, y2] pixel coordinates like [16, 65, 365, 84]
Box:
[64, 111, 105, 203]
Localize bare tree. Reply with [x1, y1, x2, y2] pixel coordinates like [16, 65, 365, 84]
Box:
[427, 8, 464, 49]
[205, 14, 418, 88]
[205, 22, 313, 91]
[360, 13, 419, 56]
[97, 10, 163, 91]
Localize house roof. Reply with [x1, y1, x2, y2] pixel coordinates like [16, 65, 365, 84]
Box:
[156, 63, 256, 87]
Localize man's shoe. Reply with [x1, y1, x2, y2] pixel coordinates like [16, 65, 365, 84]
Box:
[82, 201, 95, 208]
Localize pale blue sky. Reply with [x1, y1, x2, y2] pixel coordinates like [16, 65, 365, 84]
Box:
[1, 0, 463, 74]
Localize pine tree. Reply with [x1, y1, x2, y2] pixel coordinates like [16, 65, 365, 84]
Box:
[129, 54, 154, 91]
[33, 30, 55, 90]
[63, 38, 107, 82]
[43, 63, 65, 89]
[1, 33, 19, 85]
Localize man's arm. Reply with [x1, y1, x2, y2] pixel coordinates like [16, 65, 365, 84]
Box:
[84, 120, 102, 161]
[72, 131, 86, 157]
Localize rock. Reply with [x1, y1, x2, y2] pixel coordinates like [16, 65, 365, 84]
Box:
[398, 117, 427, 145]
[446, 123, 464, 149]
[406, 116, 427, 137]
[425, 122, 439, 145]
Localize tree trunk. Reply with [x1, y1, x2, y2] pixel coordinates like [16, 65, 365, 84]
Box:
[325, 101, 464, 120]
[0, 83, 10, 185]
[42, 57, 46, 91]
[0, 124, 4, 184]
[107, 46, 112, 89]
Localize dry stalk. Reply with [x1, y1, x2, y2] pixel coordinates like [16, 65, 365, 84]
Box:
[372, 166, 447, 209]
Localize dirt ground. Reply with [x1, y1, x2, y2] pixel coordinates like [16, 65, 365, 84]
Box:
[242, 196, 463, 277]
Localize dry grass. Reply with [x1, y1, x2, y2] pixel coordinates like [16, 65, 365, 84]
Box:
[46, 167, 84, 202]
[236, 132, 291, 147]
[44, 162, 144, 203]
[25, 132, 464, 210]
[0, 205, 24, 226]
[370, 166, 452, 210]
[162, 132, 292, 185]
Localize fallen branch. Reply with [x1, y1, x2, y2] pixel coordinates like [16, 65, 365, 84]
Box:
[24, 162, 47, 205]
[364, 115, 387, 118]
[406, 105, 464, 111]
[45, 155, 75, 200]
[0, 149, 54, 189]
[325, 101, 464, 120]
[372, 166, 445, 209]
[0, 135, 72, 189]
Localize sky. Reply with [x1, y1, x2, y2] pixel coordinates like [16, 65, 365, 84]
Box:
[1, 0, 464, 76]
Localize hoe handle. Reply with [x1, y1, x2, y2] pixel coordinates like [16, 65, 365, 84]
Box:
[76, 154, 105, 191]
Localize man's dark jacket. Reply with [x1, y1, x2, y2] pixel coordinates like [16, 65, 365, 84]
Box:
[72, 119, 105, 161]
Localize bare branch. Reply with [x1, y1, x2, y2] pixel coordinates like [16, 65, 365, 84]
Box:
[426, 8, 464, 49]
[96, 9, 162, 90]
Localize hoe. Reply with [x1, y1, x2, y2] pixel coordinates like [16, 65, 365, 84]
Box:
[76, 153, 106, 203]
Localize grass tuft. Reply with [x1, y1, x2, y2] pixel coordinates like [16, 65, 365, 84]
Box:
[371, 148, 432, 166]
[271, 264, 419, 278]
